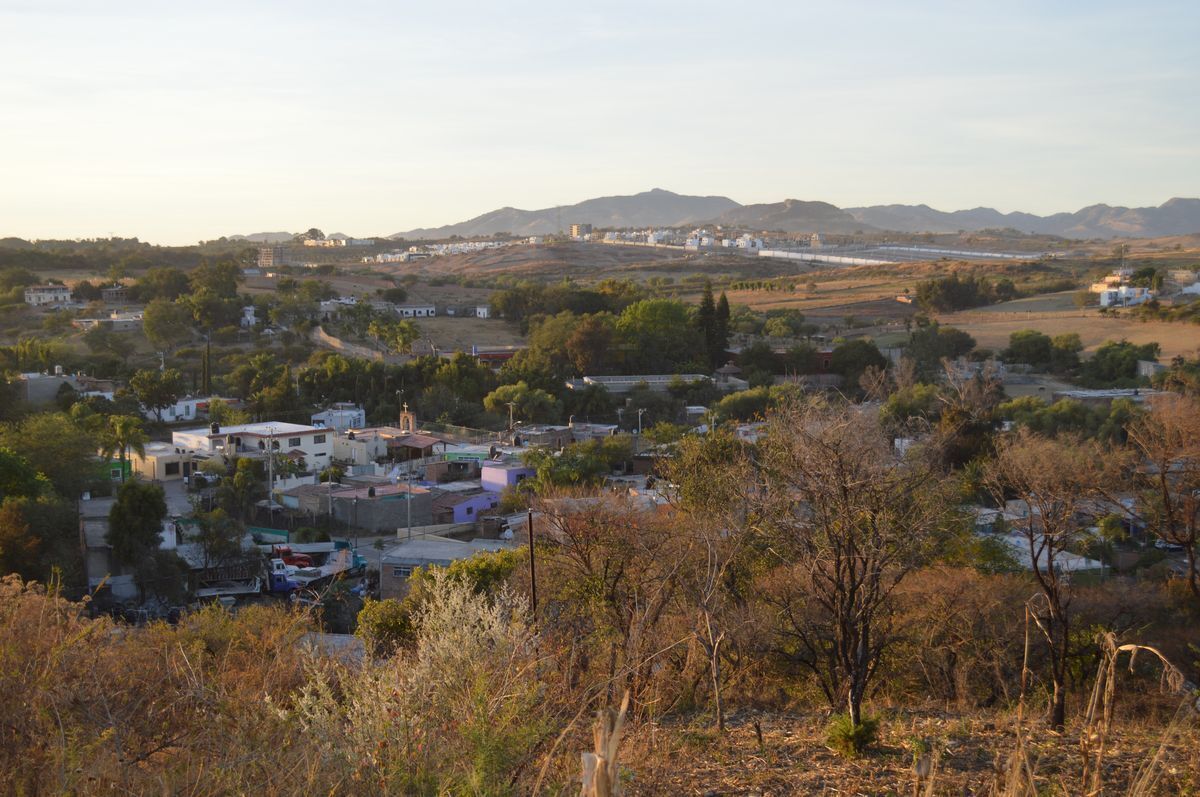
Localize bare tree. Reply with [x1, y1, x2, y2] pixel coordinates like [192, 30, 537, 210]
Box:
[983, 430, 1111, 730]
[664, 431, 760, 731]
[756, 400, 951, 729]
[536, 492, 684, 710]
[1126, 394, 1200, 599]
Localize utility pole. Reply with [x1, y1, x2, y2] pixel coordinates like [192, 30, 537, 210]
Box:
[406, 463, 413, 541]
[526, 508, 537, 621]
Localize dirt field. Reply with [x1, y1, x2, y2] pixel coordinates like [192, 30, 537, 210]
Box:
[937, 299, 1200, 359]
[412, 316, 525, 354]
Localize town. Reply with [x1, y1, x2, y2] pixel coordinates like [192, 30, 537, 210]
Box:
[4, 0, 1200, 792]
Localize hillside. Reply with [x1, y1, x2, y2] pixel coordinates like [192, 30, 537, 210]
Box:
[392, 188, 739, 239]
[711, 198, 872, 233]
[848, 197, 1200, 238]
[389, 190, 1200, 241]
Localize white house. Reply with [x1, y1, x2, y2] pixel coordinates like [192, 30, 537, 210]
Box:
[312, 403, 367, 431]
[396, 304, 436, 318]
[172, 422, 332, 468]
[24, 285, 72, 306]
[475, 305, 490, 319]
[1098, 286, 1152, 307]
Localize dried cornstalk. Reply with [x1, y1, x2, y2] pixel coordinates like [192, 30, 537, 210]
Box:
[580, 691, 630, 797]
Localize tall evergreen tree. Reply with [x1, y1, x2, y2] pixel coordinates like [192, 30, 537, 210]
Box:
[697, 281, 717, 367]
[714, 291, 731, 365]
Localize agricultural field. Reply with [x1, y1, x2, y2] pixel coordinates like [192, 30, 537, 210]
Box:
[937, 295, 1200, 360]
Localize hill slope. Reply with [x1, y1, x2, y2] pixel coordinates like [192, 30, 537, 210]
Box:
[392, 188, 739, 239]
[390, 192, 1200, 241]
[847, 198, 1200, 238]
[712, 199, 873, 233]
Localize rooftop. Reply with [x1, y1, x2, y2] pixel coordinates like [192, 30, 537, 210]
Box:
[191, 422, 323, 437]
[382, 536, 513, 565]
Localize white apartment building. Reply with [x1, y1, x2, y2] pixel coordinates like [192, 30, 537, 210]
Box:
[24, 285, 72, 306]
[172, 422, 332, 468]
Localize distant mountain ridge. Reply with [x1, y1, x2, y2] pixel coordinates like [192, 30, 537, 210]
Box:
[387, 190, 1200, 240]
[392, 188, 739, 239]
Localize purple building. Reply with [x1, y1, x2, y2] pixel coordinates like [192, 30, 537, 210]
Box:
[480, 461, 534, 493]
[432, 490, 502, 524]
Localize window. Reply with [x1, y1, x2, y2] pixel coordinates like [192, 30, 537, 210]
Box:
[165, 462, 180, 476]
[466, 506, 474, 515]
[288, 437, 301, 447]
[313, 434, 326, 444]
[392, 566, 412, 578]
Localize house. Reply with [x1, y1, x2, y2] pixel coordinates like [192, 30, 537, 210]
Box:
[279, 481, 433, 533]
[1097, 286, 1151, 307]
[241, 306, 258, 328]
[173, 422, 332, 468]
[481, 461, 535, 493]
[130, 441, 200, 482]
[101, 285, 130, 304]
[24, 285, 72, 306]
[1050, 388, 1164, 407]
[380, 537, 514, 599]
[332, 427, 399, 466]
[567, 421, 620, 440]
[395, 304, 436, 318]
[511, 424, 574, 449]
[567, 374, 713, 395]
[472, 345, 525, 368]
[475, 305, 491, 319]
[312, 403, 367, 431]
[143, 395, 231, 423]
[388, 432, 449, 462]
[11, 368, 113, 405]
[431, 489, 501, 525]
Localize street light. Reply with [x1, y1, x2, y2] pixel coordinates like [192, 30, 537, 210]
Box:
[637, 408, 646, 436]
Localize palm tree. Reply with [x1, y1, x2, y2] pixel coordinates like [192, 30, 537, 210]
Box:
[99, 415, 148, 484]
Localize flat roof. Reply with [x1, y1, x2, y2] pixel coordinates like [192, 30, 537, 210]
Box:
[382, 537, 513, 564]
[184, 422, 323, 437]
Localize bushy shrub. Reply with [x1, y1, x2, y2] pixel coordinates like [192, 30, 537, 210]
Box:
[825, 713, 880, 758]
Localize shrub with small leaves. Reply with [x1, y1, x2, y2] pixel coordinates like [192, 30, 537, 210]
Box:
[825, 713, 880, 758]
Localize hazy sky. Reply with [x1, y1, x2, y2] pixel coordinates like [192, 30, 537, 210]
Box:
[2, 0, 1198, 244]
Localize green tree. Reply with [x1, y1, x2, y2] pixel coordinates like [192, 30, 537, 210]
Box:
[616, 299, 705, 372]
[565, 313, 616, 375]
[0, 500, 40, 578]
[190, 509, 245, 568]
[141, 299, 193, 352]
[0, 413, 96, 498]
[830, 339, 887, 389]
[0, 448, 48, 501]
[136, 267, 191, 301]
[98, 415, 148, 484]
[1079, 340, 1160, 388]
[714, 292, 731, 360]
[368, 318, 420, 354]
[696, 281, 718, 367]
[106, 480, 168, 567]
[130, 368, 184, 423]
[483, 381, 562, 425]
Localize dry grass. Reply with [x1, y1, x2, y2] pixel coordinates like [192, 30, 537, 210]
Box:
[936, 306, 1200, 359]
[613, 707, 1199, 795]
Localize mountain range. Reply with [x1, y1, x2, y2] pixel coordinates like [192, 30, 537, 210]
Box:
[387, 189, 1200, 240]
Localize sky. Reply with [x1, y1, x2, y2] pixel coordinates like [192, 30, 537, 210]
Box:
[1, 0, 1198, 245]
